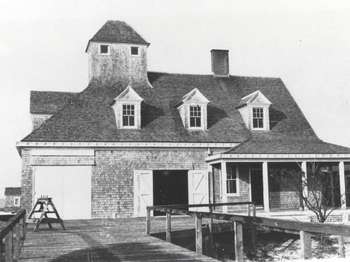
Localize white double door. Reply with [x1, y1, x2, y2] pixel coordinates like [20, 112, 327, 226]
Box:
[134, 169, 208, 217]
[34, 166, 92, 220]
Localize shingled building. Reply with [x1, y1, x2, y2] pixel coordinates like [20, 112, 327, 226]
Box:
[17, 20, 350, 219]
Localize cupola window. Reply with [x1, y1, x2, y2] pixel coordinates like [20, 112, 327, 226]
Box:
[131, 46, 139, 56]
[100, 44, 109, 54]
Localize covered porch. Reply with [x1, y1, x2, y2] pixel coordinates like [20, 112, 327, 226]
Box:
[207, 153, 350, 214]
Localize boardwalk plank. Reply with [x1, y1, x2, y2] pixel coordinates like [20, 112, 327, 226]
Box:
[19, 217, 219, 262]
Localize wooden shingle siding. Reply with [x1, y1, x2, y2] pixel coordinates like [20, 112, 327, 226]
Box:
[92, 148, 212, 218]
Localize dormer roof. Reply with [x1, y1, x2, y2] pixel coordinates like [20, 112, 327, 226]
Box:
[86, 20, 150, 52]
[237, 90, 272, 109]
[177, 88, 210, 107]
[115, 85, 143, 102]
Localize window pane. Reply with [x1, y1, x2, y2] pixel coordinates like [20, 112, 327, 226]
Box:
[122, 104, 135, 127]
[227, 166, 236, 179]
[227, 180, 237, 194]
[189, 105, 201, 127]
[129, 116, 135, 126]
[252, 107, 264, 128]
[123, 116, 129, 126]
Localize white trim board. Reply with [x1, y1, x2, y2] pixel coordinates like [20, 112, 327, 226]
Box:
[206, 153, 350, 163]
[17, 141, 239, 148]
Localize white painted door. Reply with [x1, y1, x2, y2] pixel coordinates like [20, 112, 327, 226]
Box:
[34, 166, 92, 220]
[134, 170, 153, 217]
[188, 170, 209, 212]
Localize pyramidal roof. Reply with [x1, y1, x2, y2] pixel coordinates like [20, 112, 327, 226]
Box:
[86, 20, 149, 51]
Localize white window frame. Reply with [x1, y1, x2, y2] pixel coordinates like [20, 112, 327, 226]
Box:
[13, 196, 20, 207]
[121, 103, 137, 128]
[252, 107, 264, 130]
[130, 46, 140, 56]
[99, 44, 110, 55]
[226, 165, 240, 196]
[188, 104, 202, 130]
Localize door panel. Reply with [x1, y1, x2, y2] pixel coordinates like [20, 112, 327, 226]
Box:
[188, 170, 209, 212]
[34, 166, 91, 220]
[134, 170, 153, 217]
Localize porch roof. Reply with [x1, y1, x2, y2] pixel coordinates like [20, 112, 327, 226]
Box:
[206, 134, 350, 162]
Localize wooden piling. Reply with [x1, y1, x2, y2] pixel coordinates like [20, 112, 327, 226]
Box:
[300, 230, 312, 259]
[166, 212, 171, 242]
[195, 214, 203, 254]
[338, 235, 345, 258]
[234, 221, 243, 262]
[146, 208, 151, 235]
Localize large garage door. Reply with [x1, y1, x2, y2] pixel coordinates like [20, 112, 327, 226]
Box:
[34, 166, 91, 220]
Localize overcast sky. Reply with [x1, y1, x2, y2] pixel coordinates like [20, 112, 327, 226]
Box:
[1, 0, 350, 195]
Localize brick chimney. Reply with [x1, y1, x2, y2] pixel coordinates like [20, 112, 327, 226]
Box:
[211, 49, 229, 77]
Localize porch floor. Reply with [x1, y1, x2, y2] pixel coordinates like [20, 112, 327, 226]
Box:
[19, 217, 219, 262]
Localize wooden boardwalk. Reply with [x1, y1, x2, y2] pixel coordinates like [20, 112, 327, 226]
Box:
[19, 217, 219, 262]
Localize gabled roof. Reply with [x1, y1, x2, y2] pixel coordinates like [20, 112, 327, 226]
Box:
[237, 90, 272, 109]
[30, 91, 77, 114]
[86, 20, 149, 52]
[115, 85, 143, 102]
[177, 88, 210, 107]
[4, 187, 21, 196]
[22, 73, 318, 143]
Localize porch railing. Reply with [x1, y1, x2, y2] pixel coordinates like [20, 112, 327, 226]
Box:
[146, 202, 350, 261]
[0, 209, 26, 262]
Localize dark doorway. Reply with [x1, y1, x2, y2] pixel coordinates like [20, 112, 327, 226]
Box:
[153, 170, 188, 216]
[250, 166, 264, 206]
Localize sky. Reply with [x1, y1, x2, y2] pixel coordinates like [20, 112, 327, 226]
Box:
[1, 0, 350, 195]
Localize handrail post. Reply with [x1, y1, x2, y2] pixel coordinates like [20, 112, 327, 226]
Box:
[166, 211, 171, 242]
[195, 214, 203, 254]
[0, 238, 3, 262]
[338, 235, 345, 258]
[5, 230, 13, 262]
[252, 204, 256, 217]
[23, 214, 27, 240]
[146, 207, 151, 235]
[300, 230, 312, 259]
[234, 221, 244, 262]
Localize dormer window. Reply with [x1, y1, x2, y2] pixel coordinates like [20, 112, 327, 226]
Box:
[131, 46, 139, 56]
[122, 104, 135, 127]
[252, 107, 264, 129]
[189, 105, 202, 128]
[100, 44, 109, 54]
[237, 90, 271, 131]
[177, 88, 209, 130]
[113, 85, 143, 129]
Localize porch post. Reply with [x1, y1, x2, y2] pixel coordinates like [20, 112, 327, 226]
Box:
[339, 161, 346, 209]
[262, 161, 270, 212]
[221, 161, 228, 213]
[301, 161, 308, 209]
